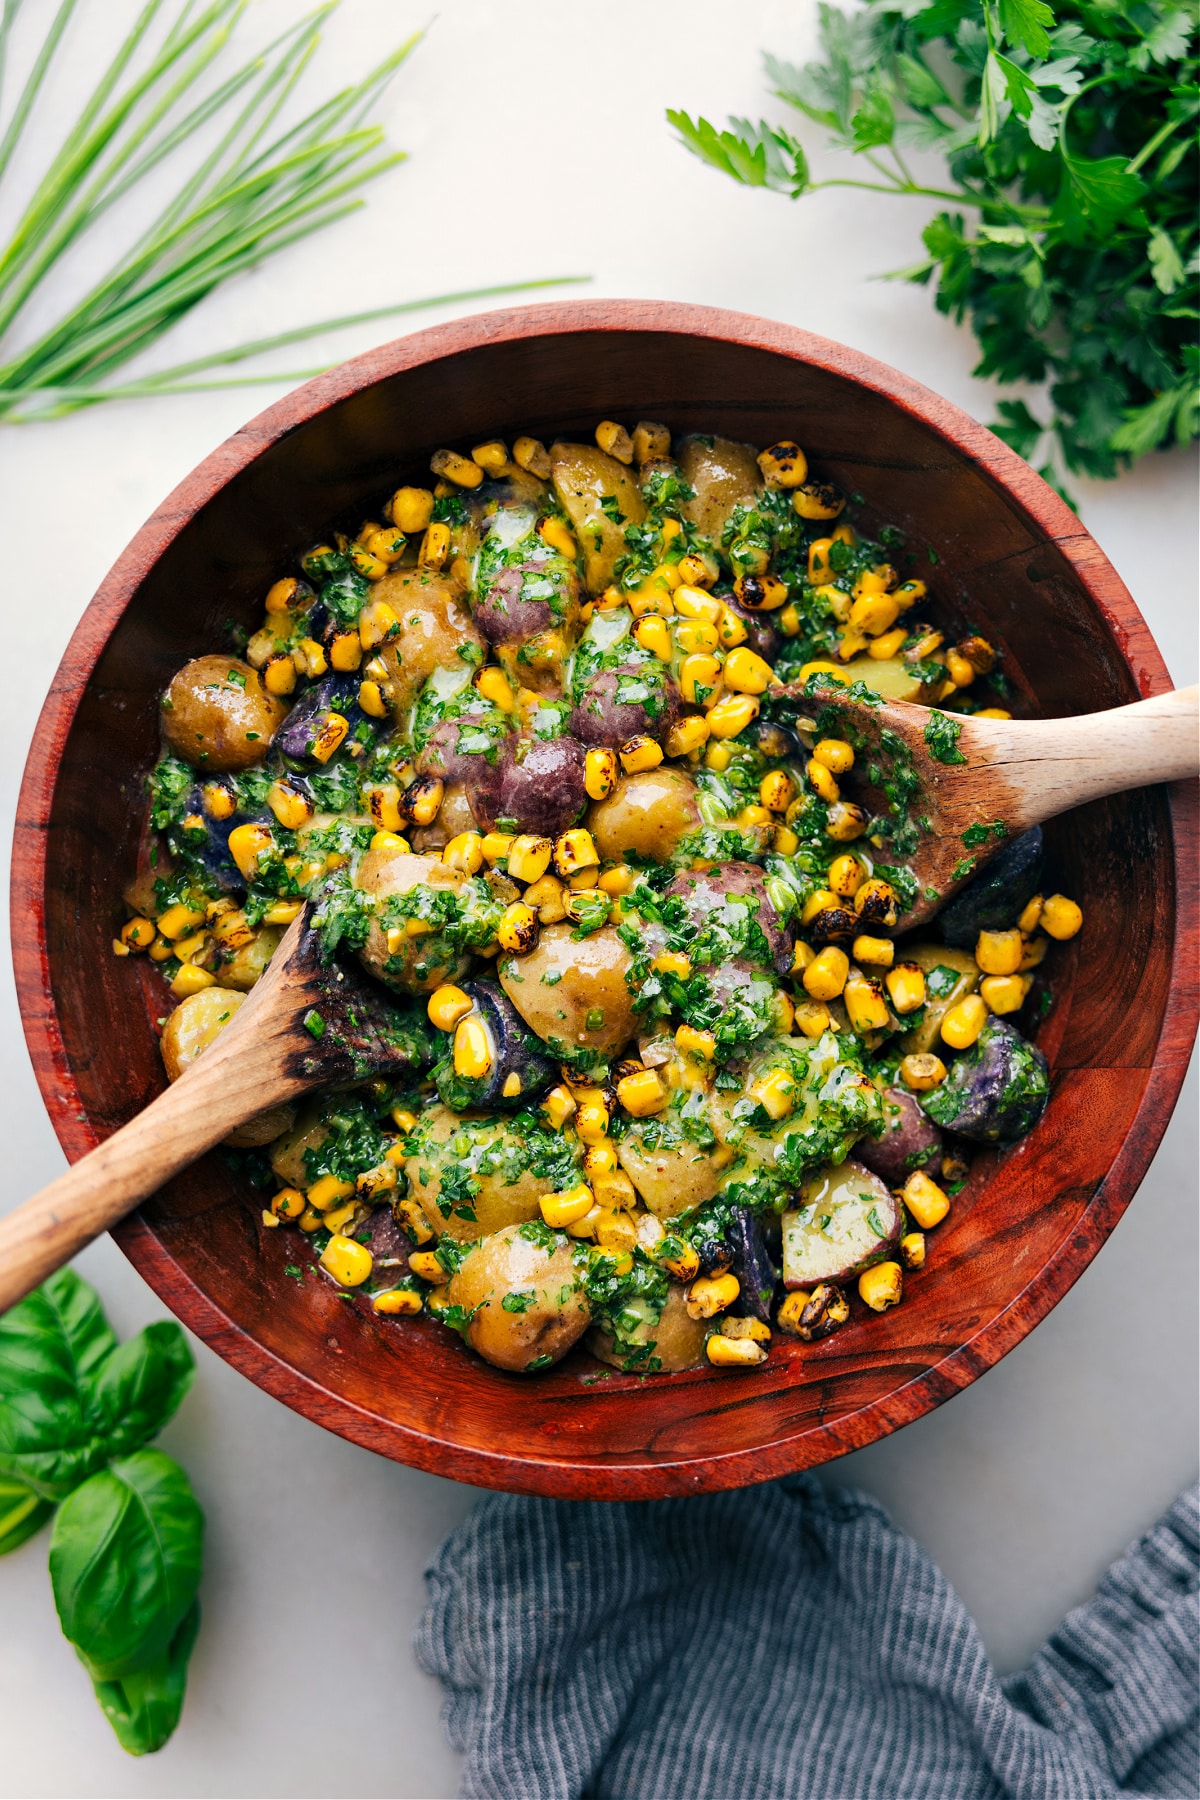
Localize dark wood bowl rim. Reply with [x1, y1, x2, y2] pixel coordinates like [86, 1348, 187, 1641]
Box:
[11, 299, 1199, 1498]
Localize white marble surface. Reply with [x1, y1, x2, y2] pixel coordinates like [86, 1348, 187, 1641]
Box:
[0, 2, 1195, 1794]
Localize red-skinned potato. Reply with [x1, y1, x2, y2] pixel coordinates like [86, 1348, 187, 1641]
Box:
[161, 656, 285, 771]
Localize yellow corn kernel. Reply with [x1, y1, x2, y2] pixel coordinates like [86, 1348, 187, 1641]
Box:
[723, 647, 774, 695]
[170, 928, 208, 962]
[498, 901, 539, 954]
[327, 630, 361, 674]
[827, 854, 864, 898]
[798, 660, 851, 689]
[1019, 933, 1048, 971]
[389, 486, 434, 532]
[775, 1290, 812, 1335]
[453, 1015, 492, 1079]
[310, 712, 350, 764]
[630, 615, 672, 663]
[808, 538, 835, 584]
[675, 618, 720, 657]
[757, 439, 807, 488]
[844, 970, 891, 1032]
[582, 1143, 619, 1180]
[565, 1204, 602, 1241]
[748, 1066, 798, 1121]
[427, 984, 473, 1031]
[803, 946, 850, 1001]
[305, 1174, 354, 1213]
[854, 878, 899, 928]
[654, 1235, 698, 1283]
[583, 748, 617, 802]
[542, 1084, 577, 1129]
[120, 916, 156, 952]
[265, 576, 307, 615]
[757, 771, 795, 815]
[369, 830, 409, 854]
[500, 1072, 523, 1099]
[777, 603, 802, 639]
[686, 1271, 740, 1319]
[945, 648, 975, 687]
[396, 1197, 434, 1245]
[792, 478, 845, 520]
[295, 1207, 322, 1233]
[358, 598, 400, 650]
[320, 1234, 374, 1288]
[899, 1231, 926, 1271]
[858, 1262, 903, 1312]
[975, 928, 1023, 975]
[720, 1314, 772, 1343]
[270, 1187, 306, 1222]
[707, 693, 760, 738]
[675, 1023, 716, 1062]
[479, 830, 515, 865]
[147, 936, 174, 963]
[523, 873, 568, 923]
[470, 438, 509, 476]
[665, 715, 710, 759]
[437, 832, 481, 877]
[849, 591, 901, 638]
[629, 420, 669, 462]
[773, 825, 800, 855]
[416, 521, 450, 570]
[653, 950, 692, 981]
[619, 735, 664, 774]
[507, 835, 553, 884]
[733, 572, 788, 613]
[975, 707, 1013, 720]
[704, 741, 734, 771]
[260, 653, 295, 699]
[904, 1169, 951, 1230]
[168, 964, 214, 999]
[676, 553, 717, 590]
[357, 679, 389, 719]
[211, 907, 253, 949]
[864, 626, 906, 661]
[470, 665, 512, 713]
[981, 973, 1029, 1015]
[592, 1168, 638, 1213]
[679, 652, 723, 706]
[825, 802, 869, 842]
[503, 432, 549, 477]
[408, 1251, 450, 1286]
[268, 779, 314, 831]
[738, 804, 773, 830]
[806, 758, 840, 804]
[617, 1069, 667, 1117]
[941, 993, 988, 1049]
[794, 1000, 832, 1038]
[597, 863, 634, 897]
[1041, 894, 1083, 940]
[707, 1335, 767, 1368]
[363, 525, 407, 565]
[553, 829, 599, 878]
[321, 1198, 362, 1236]
[775, 982, 796, 1030]
[901, 1052, 946, 1092]
[885, 962, 927, 1016]
[292, 638, 328, 680]
[157, 902, 206, 941]
[1017, 894, 1044, 935]
[801, 888, 839, 926]
[363, 788, 402, 836]
[836, 627, 871, 663]
[541, 1183, 595, 1228]
[574, 1101, 611, 1144]
[595, 419, 634, 463]
[430, 447, 483, 488]
[853, 934, 894, 968]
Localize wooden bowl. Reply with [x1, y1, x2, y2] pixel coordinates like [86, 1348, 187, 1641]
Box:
[13, 301, 1198, 1499]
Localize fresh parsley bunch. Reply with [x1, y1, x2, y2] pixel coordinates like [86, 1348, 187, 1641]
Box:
[670, 0, 1198, 496]
[0, 1270, 202, 1756]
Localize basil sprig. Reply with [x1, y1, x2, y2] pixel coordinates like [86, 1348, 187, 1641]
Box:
[0, 1270, 203, 1756]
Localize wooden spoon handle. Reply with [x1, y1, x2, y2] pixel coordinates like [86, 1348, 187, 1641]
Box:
[964, 685, 1199, 831]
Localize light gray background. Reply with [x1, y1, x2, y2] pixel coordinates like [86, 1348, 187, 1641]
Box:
[0, 3, 1196, 1795]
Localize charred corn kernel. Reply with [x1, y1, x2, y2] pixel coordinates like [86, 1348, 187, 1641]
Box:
[397, 1198, 434, 1245]
[679, 652, 722, 707]
[630, 420, 671, 462]
[807, 758, 840, 803]
[899, 1232, 926, 1271]
[853, 934, 894, 967]
[540, 1183, 595, 1228]
[618, 735, 663, 774]
[854, 878, 899, 927]
[418, 521, 451, 569]
[357, 679, 390, 718]
[592, 1168, 638, 1212]
[1041, 894, 1083, 940]
[632, 615, 673, 662]
[828, 854, 864, 898]
[808, 538, 835, 584]
[674, 586, 724, 624]
[758, 771, 794, 814]
[904, 1170, 951, 1230]
[401, 775, 444, 827]
[442, 831, 484, 874]
[363, 785, 401, 835]
[707, 1335, 767, 1367]
[884, 962, 926, 1016]
[597, 863, 634, 897]
[675, 617, 720, 656]
[262, 653, 297, 698]
[656, 1237, 699, 1282]
[512, 435, 551, 478]
[850, 591, 901, 638]
[328, 629, 362, 673]
[355, 1161, 398, 1203]
[310, 712, 350, 763]
[508, 835, 553, 884]
[859, 1261, 903, 1312]
[844, 969, 891, 1032]
[738, 804, 773, 829]
[749, 1066, 798, 1121]
[981, 973, 1028, 1015]
[825, 801, 869, 842]
[320, 1235, 374, 1287]
[757, 440, 807, 488]
[720, 1314, 772, 1342]
[794, 1000, 832, 1038]
[263, 900, 303, 926]
[265, 576, 307, 615]
[723, 647, 774, 695]
[168, 964, 215, 998]
[427, 985, 473, 1031]
[580, 751, 617, 807]
[471, 438, 509, 476]
[430, 447, 482, 488]
[704, 740, 734, 770]
[358, 598, 400, 650]
[553, 829, 599, 877]
[349, 541, 388, 581]
[542, 1085, 577, 1129]
[707, 693, 760, 738]
[957, 635, 996, 674]
[676, 553, 716, 589]
[617, 1069, 668, 1117]
[941, 993, 988, 1049]
[594, 585, 625, 614]
[595, 419, 634, 462]
[293, 638, 327, 679]
[453, 1016, 492, 1078]
[665, 716, 710, 760]
[803, 945, 849, 1001]
[574, 1101, 611, 1144]
[778, 603, 802, 638]
[157, 902, 206, 941]
[268, 779, 314, 831]
[1017, 894, 1044, 935]
[369, 829, 408, 853]
[120, 917, 156, 951]
[776, 1291, 812, 1335]
[270, 1187, 306, 1222]
[199, 780, 236, 822]
[498, 901, 539, 954]
[792, 479, 844, 520]
[774, 825, 800, 855]
[675, 1023, 717, 1062]
[306, 1173, 355, 1212]
[480, 830, 515, 864]
[1019, 933, 1048, 971]
[975, 928, 1023, 975]
[894, 579, 926, 610]
[734, 572, 788, 614]
[868, 626, 907, 661]
[212, 907, 254, 949]
[945, 648, 975, 687]
[686, 1271, 740, 1319]
[523, 873, 568, 923]
[389, 486, 434, 532]
[408, 1251, 449, 1285]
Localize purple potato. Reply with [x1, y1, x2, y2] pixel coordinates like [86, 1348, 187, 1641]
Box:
[481, 736, 587, 837]
[719, 593, 780, 662]
[855, 1086, 943, 1187]
[418, 714, 512, 826]
[939, 827, 1044, 948]
[920, 1016, 1050, 1144]
[474, 560, 576, 645]
[361, 1207, 415, 1281]
[436, 978, 555, 1110]
[274, 672, 378, 764]
[666, 862, 796, 978]
[727, 1207, 778, 1323]
[569, 663, 680, 748]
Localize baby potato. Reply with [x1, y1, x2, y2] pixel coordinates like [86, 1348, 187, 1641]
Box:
[404, 1107, 549, 1242]
[588, 1283, 709, 1372]
[224, 1105, 297, 1149]
[354, 848, 470, 994]
[411, 781, 478, 852]
[588, 767, 701, 864]
[373, 568, 484, 716]
[616, 1114, 730, 1218]
[268, 1106, 332, 1188]
[216, 924, 283, 991]
[161, 656, 285, 771]
[160, 986, 245, 1081]
[550, 443, 646, 593]
[499, 921, 635, 1054]
[445, 1223, 591, 1372]
[675, 434, 761, 544]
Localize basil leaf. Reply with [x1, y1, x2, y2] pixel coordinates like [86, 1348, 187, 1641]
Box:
[50, 1449, 205, 1680]
[0, 1268, 116, 1500]
[0, 1471, 53, 1555]
[89, 1599, 200, 1757]
[92, 1323, 195, 1459]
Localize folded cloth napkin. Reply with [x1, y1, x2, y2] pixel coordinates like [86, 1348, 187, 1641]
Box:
[416, 1475, 1198, 1800]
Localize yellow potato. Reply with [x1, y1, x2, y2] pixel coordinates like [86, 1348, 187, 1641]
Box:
[588, 1283, 709, 1372]
[675, 434, 761, 543]
[842, 656, 939, 704]
[499, 922, 635, 1054]
[550, 443, 646, 593]
[160, 986, 246, 1082]
[161, 656, 285, 771]
[588, 767, 700, 864]
[446, 1224, 591, 1372]
[268, 1107, 332, 1188]
[354, 848, 469, 993]
[616, 1115, 730, 1218]
[404, 1107, 549, 1242]
[216, 924, 283, 991]
[374, 568, 484, 716]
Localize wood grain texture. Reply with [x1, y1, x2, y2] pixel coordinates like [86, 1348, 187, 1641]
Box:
[11, 300, 1199, 1499]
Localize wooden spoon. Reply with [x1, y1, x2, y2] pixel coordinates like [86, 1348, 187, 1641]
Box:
[773, 683, 1199, 929]
[0, 913, 427, 1313]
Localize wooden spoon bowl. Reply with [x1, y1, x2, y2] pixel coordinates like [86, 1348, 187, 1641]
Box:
[12, 302, 1198, 1499]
